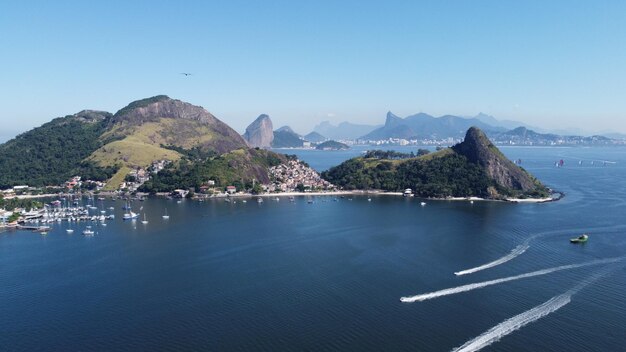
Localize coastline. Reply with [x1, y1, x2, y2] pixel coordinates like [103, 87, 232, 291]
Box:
[7, 190, 561, 204]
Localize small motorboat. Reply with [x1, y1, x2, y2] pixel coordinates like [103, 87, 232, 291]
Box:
[570, 234, 588, 243]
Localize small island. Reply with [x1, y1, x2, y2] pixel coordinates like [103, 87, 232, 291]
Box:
[315, 140, 350, 151]
[322, 127, 551, 200]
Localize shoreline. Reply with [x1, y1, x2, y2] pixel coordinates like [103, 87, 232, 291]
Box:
[7, 189, 561, 204]
[198, 189, 561, 203]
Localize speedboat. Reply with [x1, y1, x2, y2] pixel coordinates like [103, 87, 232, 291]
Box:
[82, 226, 95, 236]
[570, 234, 588, 243]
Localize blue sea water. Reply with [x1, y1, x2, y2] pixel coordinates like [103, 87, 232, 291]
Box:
[1, 146, 625, 351]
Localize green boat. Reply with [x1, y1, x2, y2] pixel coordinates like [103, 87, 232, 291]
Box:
[570, 234, 588, 243]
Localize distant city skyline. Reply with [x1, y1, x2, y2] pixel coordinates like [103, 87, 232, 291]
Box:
[1, 1, 626, 141]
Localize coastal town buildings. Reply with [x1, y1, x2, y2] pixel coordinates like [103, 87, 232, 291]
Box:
[269, 160, 334, 192]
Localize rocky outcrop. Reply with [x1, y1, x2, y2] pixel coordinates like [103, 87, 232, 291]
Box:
[110, 95, 248, 154]
[453, 127, 539, 192]
[243, 114, 274, 148]
[72, 110, 112, 123]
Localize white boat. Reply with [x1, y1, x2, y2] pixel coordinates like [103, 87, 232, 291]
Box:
[82, 226, 95, 235]
[66, 228, 74, 234]
[108, 207, 115, 210]
[123, 211, 138, 220]
[141, 213, 148, 224]
[420, 202, 427, 206]
[162, 208, 170, 220]
[257, 198, 263, 203]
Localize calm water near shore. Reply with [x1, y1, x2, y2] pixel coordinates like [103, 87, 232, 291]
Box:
[1, 147, 626, 351]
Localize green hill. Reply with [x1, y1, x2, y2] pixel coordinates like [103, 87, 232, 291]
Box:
[0, 110, 112, 188]
[322, 127, 549, 199]
[0, 96, 290, 191]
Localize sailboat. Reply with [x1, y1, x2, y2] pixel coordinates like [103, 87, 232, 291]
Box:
[141, 213, 148, 224]
[162, 208, 170, 220]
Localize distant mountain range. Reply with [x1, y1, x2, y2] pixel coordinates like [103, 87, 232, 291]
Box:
[362, 112, 506, 140]
[313, 121, 380, 140]
[317, 111, 622, 145]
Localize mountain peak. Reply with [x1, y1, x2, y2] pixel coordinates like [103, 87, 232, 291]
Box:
[244, 114, 274, 148]
[385, 111, 402, 126]
[453, 127, 543, 193]
[111, 95, 224, 127]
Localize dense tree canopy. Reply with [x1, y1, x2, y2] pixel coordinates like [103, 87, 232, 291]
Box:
[0, 117, 110, 188]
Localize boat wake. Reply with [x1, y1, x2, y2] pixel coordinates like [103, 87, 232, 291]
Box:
[455, 243, 530, 276]
[401, 256, 624, 303]
[450, 266, 618, 352]
[454, 224, 626, 277]
[452, 294, 570, 352]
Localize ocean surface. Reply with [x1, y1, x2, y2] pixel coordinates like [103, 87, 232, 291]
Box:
[2, 146, 626, 351]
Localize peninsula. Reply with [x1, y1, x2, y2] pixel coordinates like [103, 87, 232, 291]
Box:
[322, 127, 551, 200]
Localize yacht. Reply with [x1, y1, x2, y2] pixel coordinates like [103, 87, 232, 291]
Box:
[162, 208, 170, 220]
[82, 226, 95, 236]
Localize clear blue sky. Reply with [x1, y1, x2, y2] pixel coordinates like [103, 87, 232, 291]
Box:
[1, 0, 625, 140]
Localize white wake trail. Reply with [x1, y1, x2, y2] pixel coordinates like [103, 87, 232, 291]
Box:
[455, 243, 529, 276]
[452, 294, 570, 352]
[454, 224, 626, 277]
[401, 256, 624, 303]
[450, 266, 618, 352]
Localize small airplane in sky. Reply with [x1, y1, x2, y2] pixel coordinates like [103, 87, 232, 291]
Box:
[180, 73, 192, 76]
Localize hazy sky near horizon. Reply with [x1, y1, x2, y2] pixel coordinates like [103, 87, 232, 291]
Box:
[1, 0, 625, 140]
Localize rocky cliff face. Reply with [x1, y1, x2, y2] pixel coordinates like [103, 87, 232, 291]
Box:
[243, 114, 274, 148]
[453, 127, 539, 192]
